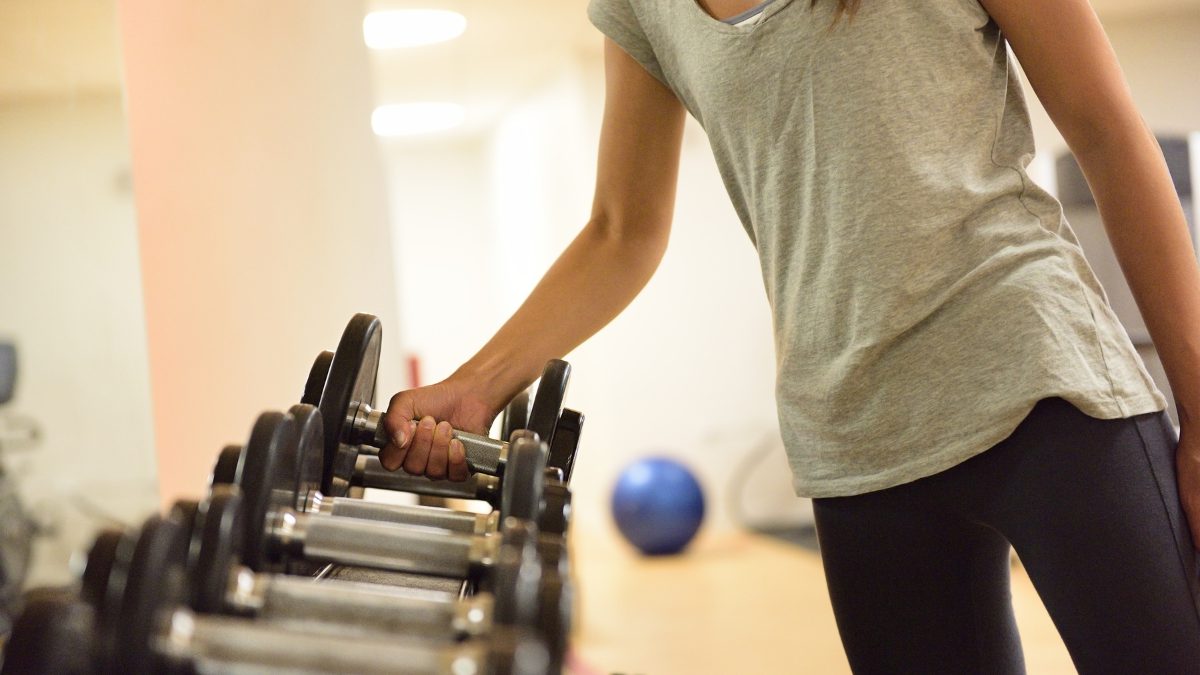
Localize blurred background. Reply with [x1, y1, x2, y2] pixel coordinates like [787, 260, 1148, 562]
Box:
[0, 0, 1197, 669]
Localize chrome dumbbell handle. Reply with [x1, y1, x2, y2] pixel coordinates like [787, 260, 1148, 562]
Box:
[160, 610, 541, 675]
[354, 456, 502, 502]
[349, 403, 508, 475]
[321, 498, 497, 535]
[228, 570, 493, 639]
[271, 510, 500, 578]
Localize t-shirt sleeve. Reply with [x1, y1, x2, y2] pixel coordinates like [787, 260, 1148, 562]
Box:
[586, 0, 669, 87]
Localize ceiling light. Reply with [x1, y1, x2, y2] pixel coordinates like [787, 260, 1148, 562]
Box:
[363, 10, 467, 49]
[372, 103, 466, 137]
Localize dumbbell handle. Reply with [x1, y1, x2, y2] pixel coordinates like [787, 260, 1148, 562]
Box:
[323, 498, 496, 535]
[161, 610, 536, 675]
[230, 569, 493, 638]
[349, 403, 508, 475]
[354, 456, 502, 503]
[272, 509, 499, 578]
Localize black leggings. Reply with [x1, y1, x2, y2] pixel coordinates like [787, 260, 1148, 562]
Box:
[812, 397, 1200, 674]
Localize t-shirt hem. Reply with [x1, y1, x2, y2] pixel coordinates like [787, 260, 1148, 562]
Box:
[792, 391, 1167, 499]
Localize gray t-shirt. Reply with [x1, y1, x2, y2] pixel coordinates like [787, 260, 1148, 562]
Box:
[588, 0, 1166, 497]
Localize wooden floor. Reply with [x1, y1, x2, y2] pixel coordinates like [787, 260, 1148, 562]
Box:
[568, 526, 1075, 674]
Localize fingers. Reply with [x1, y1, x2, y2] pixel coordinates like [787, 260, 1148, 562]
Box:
[448, 439, 470, 482]
[423, 421, 454, 480]
[379, 386, 478, 482]
[402, 416, 438, 475]
[379, 393, 417, 471]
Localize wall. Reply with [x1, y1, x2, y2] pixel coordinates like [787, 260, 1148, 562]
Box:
[118, 0, 403, 506]
[0, 94, 158, 586]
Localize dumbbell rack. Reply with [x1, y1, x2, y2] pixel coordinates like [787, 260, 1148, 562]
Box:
[1, 314, 584, 675]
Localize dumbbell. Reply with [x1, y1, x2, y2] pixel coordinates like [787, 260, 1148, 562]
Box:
[174, 486, 570, 664]
[209, 404, 571, 596]
[350, 457, 574, 537]
[303, 350, 533, 453]
[212, 405, 504, 538]
[1, 587, 95, 675]
[339, 400, 581, 529]
[228, 409, 566, 586]
[308, 313, 578, 497]
[215, 403, 568, 541]
[89, 515, 551, 675]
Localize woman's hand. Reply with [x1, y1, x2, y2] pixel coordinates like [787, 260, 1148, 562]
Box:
[379, 379, 495, 482]
[1177, 421, 1200, 551]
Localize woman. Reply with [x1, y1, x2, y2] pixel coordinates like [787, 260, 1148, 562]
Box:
[380, 0, 1200, 670]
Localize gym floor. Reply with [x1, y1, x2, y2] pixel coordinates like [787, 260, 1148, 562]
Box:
[568, 525, 1076, 674]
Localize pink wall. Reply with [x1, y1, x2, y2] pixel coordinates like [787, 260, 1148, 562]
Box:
[118, 0, 402, 506]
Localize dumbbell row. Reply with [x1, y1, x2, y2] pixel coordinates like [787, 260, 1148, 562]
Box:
[211, 408, 572, 539]
[75, 488, 571, 667]
[3, 419, 572, 672]
[2, 313, 583, 674]
[58, 516, 554, 675]
[219, 406, 564, 584]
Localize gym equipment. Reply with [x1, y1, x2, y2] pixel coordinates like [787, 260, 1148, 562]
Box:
[500, 389, 530, 444]
[0, 587, 94, 675]
[0, 342, 14, 405]
[612, 456, 706, 555]
[546, 408, 584, 483]
[212, 406, 503, 537]
[301, 349, 334, 407]
[94, 516, 551, 675]
[349, 457, 574, 537]
[209, 444, 242, 488]
[215, 403, 571, 537]
[232, 409, 558, 583]
[311, 313, 573, 496]
[171, 486, 570, 662]
[314, 358, 532, 444]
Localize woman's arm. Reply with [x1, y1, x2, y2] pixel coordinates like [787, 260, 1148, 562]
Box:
[979, 0, 1200, 546]
[380, 39, 687, 480]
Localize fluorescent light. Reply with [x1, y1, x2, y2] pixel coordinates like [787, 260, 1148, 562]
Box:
[372, 103, 465, 137]
[364, 10, 467, 49]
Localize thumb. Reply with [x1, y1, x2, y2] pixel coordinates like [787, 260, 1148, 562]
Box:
[384, 392, 418, 449]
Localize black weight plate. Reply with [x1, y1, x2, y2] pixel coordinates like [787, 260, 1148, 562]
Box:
[500, 438, 547, 523]
[192, 486, 243, 613]
[236, 412, 298, 573]
[491, 536, 540, 628]
[210, 445, 243, 488]
[501, 390, 530, 442]
[1, 589, 95, 675]
[287, 404, 325, 513]
[539, 482, 572, 536]
[284, 404, 326, 576]
[317, 314, 381, 497]
[527, 360, 570, 452]
[80, 529, 124, 609]
[94, 529, 137, 672]
[538, 572, 572, 672]
[166, 499, 201, 573]
[546, 409, 584, 482]
[167, 500, 200, 539]
[116, 516, 189, 675]
[302, 350, 334, 406]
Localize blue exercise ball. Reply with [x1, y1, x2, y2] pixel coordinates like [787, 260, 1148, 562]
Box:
[611, 456, 705, 555]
